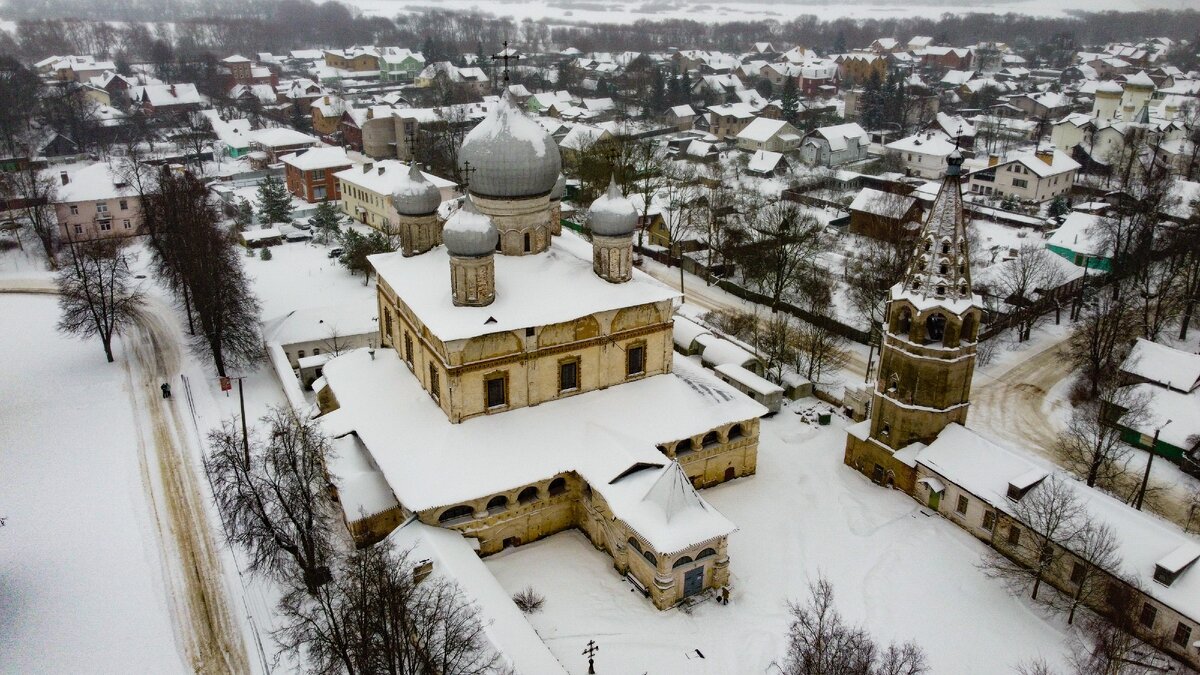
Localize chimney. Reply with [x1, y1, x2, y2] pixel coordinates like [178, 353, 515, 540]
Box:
[362, 162, 373, 173]
[1035, 149, 1054, 166]
[323, 95, 330, 104]
[377, 166, 385, 175]
[987, 154, 999, 167]
[366, 107, 374, 119]
[60, 171, 69, 185]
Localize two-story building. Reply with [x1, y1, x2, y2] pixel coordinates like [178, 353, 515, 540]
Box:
[886, 132, 960, 179]
[52, 163, 144, 241]
[799, 123, 870, 167]
[281, 147, 353, 203]
[965, 149, 1079, 203]
[335, 160, 457, 231]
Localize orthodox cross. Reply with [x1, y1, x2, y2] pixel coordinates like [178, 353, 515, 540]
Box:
[456, 160, 476, 189]
[403, 129, 418, 160]
[491, 40, 520, 83]
[582, 640, 599, 674]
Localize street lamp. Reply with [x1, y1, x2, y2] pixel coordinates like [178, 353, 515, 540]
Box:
[1134, 418, 1171, 511]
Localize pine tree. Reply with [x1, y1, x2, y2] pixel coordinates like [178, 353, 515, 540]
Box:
[833, 32, 847, 54]
[309, 201, 343, 244]
[861, 70, 883, 130]
[780, 77, 800, 124]
[233, 198, 254, 231]
[256, 174, 293, 225]
[679, 71, 692, 105]
[649, 67, 666, 115]
[290, 102, 310, 133]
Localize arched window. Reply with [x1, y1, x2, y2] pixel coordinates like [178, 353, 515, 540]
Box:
[895, 307, 912, 334]
[548, 477, 567, 496]
[672, 555, 694, 568]
[728, 424, 744, 441]
[627, 537, 643, 554]
[888, 373, 899, 392]
[642, 550, 657, 567]
[486, 495, 508, 514]
[923, 240, 932, 252]
[926, 313, 947, 342]
[438, 505, 474, 524]
[941, 241, 951, 254]
[881, 423, 891, 436]
[697, 548, 717, 560]
[702, 431, 720, 448]
[938, 263, 948, 275]
[936, 285, 946, 296]
[676, 438, 695, 455]
[961, 313, 978, 342]
[517, 486, 539, 504]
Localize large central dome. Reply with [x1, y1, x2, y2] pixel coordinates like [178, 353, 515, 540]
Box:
[458, 90, 562, 200]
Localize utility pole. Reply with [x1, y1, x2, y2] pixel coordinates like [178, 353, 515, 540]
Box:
[1135, 419, 1170, 511]
[239, 376, 249, 468]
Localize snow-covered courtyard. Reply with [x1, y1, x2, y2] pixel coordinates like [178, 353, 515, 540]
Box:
[486, 405, 1073, 674]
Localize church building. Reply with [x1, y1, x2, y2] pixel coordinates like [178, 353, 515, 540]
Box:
[314, 91, 766, 609]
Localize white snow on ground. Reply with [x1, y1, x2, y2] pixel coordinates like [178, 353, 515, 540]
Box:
[486, 404, 1072, 674]
[241, 239, 377, 319]
[0, 294, 187, 674]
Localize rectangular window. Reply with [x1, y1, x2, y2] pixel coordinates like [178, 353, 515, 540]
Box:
[486, 374, 507, 408]
[312, 169, 325, 180]
[119, 199, 128, 210]
[73, 224, 83, 235]
[559, 359, 579, 392]
[1013, 179, 1028, 189]
[1140, 603, 1157, 629]
[96, 202, 108, 213]
[69, 205, 79, 215]
[1007, 525, 1021, 547]
[404, 333, 413, 365]
[955, 495, 968, 515]
[428, 363, 440, 400]
[627, 345, 646, 376]
[123, 219, 131, 229]
[982, 510, 995, 531]
[99, 220, 112, 231]
[313, 186, 326, 201]
[1173, 623, 1192, 648]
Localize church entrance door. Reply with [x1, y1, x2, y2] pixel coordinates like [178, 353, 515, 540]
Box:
[927, 491, 941, 510]
[683, 567, 704, 598]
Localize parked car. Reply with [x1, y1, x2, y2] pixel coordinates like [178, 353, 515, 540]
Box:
[328, 247, 344, 258]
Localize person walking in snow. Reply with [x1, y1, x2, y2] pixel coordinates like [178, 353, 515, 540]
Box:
[161, 382, 171, 399]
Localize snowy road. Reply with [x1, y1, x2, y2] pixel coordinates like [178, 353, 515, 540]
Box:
[0, 283, 251, 674]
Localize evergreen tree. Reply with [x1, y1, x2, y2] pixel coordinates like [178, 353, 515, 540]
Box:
[649, 67, 666, 115]
[679, 70, 692, 104]
[861, 70, 884, 130]
[233, 198, 254, 231]
[256, 174, 293, 225]
[290, 102, 311, 133]
[1048, 195, 1070, 218]
[833, 31, 847, 54]
[309, 201, 342, 244]
[780, 77, 800, 124]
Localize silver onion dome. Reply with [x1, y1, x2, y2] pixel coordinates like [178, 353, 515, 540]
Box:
[586, 177, 637, 237]
[550, 173, 565, 201]
[457, 90, 562, 199]
[391, 162, 442, 216]
[442, 197, 498, 257]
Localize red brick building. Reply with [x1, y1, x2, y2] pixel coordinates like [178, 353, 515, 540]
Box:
[281, 146, 352, 203]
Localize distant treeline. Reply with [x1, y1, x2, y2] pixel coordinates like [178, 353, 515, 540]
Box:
[1, 0, 1198, 66]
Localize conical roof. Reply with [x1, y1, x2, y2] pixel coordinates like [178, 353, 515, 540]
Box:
[442, 196, 497, 257]
[391, 162, 442, 216]
[897, 150, 975, 305]
[458, 90, 562, 199]
[641, 462, 709, 524]
[586, 177, 637, 237]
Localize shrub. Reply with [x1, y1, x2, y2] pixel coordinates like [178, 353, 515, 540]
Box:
[260, 247, 273, 260]
[512, 586, 544, 614]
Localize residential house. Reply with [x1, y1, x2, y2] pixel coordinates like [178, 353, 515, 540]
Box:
[1109, 339, 1200, 463]
[324, 47, 381, 73]
[965, 149, 1079, 203]
[916, 46, 973, 70]
[311, 95, 348, 137]
[798, 123, 870, 167]
[1011, 91, 1072, 120]
[380, 48, 425, 82]
[1045, 211, 1111, 270]
[249, 127, 320, 163]
[665, 105, 697, 131]
[847, 187, 922, 240]
[134, 83, 203, 115]
[745, 150, 788, 177]
[52, 163, 143, 241]
[335, 160, 457, 231]
[886, 132, 960, 179]
[735, 118, 801, 153]
[706, 103, 758, 140]
[282, 147, 353, 203]
[836, 53, 887, 84]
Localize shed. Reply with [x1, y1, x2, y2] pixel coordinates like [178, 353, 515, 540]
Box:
[714, 363, 783, 414]
[240, 226, 283, 248]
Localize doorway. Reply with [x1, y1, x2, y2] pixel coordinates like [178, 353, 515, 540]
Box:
[683, 566, 704, 598]
[928, 491, 941, 510]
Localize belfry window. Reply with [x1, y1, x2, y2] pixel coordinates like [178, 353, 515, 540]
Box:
[523, 232, 531, 253]
[926, 313, 947, 342]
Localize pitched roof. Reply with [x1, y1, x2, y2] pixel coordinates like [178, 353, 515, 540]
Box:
[1120, 338, 1200, 393]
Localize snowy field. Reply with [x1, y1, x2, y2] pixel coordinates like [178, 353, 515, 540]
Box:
[0, 294, 188, 674]
[346, 0, 1193, 24]
[486, 406, 1073, 674]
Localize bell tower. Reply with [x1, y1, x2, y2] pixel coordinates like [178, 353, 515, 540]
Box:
[844, 150, 983, 487]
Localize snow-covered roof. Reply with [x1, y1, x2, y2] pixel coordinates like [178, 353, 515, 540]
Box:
[915, 423, 1200, 617]
[695, 334, 759, 369]
[1045, 211, 1109, 257]
[369, 230, 678, 343]
[1124, 70, 1156, 88]
[714, 363, 783, 396]
[262, 299, 379, 347]
[669, 104, 696, 117]
[329, 433, 399, 521]
[940, 69, 976, 86]
[559, 124, 609, 151]
[280, 146, 351, 172]
[672, 316, 711, 350]
[736, 117, 793, 143]
[319, 349, 761, 553]
[886, 132, 958, 157]
[241, 227, 282, 242]
[134, 82, 202, 107]
[385, 521, 567, 673]
[51, 162, 136, 203]
[849, 188, 916, 218]
[249, 127, 318, 148]
[334, 160, 455, 196]
[999, 149, 1080, 178]
[809, 123, 868, 152]
[747, 150, 784, 174]
[1120, 338, 1200, 393]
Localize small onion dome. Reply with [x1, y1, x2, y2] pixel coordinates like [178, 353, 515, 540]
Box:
[457, 89, 561, 199]
[1097, 80, 1123, 95]
[550, 173, 565, 201]
[587, 177, 637, 237]
[442, 197, 498, 257]
[391, 162, 442, 216]
[946, 148, 964, 177]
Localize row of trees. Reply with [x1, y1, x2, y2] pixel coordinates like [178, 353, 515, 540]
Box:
[206, 407, 498, 673]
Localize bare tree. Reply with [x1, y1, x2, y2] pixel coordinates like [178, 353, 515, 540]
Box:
[205, 407, 337, 595]
[276, 539, 500, 675]
[1069, 282, 1138, 398]
[738, 199, 824, 312]
[986, 245, 1067, 342]
[759, 312, 799, 383]
[5, 165, 60, 264]
[1050, 519, 1121, 626]
[1058, 385, 1147, 491]
[982, 474, 1087, 601]
[795, 314, 851, 385]
[55, 237, 145, 362]
[782, 575, 928, 675]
